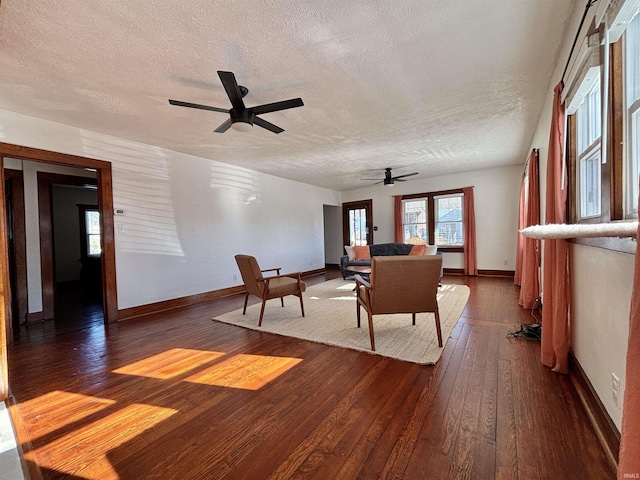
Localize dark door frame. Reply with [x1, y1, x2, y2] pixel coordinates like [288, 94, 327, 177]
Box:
[342, 199, 374, 247]
[4, 169, 27, 327]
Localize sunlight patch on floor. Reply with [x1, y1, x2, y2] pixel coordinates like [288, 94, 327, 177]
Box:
[112, 348, 225, 379]
[18, 391, 115, 438]
[29, 403, 177, 479]
[184, 354, 302, 390]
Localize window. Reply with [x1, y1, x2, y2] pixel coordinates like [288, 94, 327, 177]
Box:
[402, 199, 428, 243]
[85, 210, 101, 256]
[401, 189, 465, 249]
[564, 0, 640, 251]
[434, 194, 464, 246]
[576, 75, 602, 219]
[79, 205, 101, 258]
[625, 12, 640, 217]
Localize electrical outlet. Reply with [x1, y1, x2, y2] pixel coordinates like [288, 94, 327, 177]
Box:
[233, 274, 238, 281]
[503, 259, 508, 266]
[612, 373, 620, 406]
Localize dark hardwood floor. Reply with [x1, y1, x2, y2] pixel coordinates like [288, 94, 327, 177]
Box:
[12, 280, 104, 345]
[7, 272, 614, 479]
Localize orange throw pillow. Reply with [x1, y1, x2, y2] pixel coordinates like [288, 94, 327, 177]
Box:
[354, 245, 371, 260]
[409, 244, 426, 256]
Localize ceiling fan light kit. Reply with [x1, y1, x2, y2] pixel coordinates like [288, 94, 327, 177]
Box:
[231, 121, 253, 132]
[168, 70, 303, 134]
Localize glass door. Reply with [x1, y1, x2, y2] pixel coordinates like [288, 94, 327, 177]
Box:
[342, 199, 373, 246]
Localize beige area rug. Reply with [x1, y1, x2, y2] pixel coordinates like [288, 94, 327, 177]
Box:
[213, 279, 470, 364]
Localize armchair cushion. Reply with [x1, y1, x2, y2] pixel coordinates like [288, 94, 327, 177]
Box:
[264, 276, 307, 296]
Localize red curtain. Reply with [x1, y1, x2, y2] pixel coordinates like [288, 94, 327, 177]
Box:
[541, 82, 570, 374]
[518, 150, 541, 309]
[463, 187, 477, 276]
[618, 185, 640, 478]
[393, 195, 403, 242]
[515, 173, 526, 285]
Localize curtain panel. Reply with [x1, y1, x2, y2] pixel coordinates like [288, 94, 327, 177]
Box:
[618, 180, 640, 479]
[541, 82, 570, 374]
[518, 150, 541, 309]
[463, 187, 477, 276]
[393, 196, 403, 243]
[515, 174, 526, 285]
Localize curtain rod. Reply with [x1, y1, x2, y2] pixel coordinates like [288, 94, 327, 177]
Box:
[561, 0, 599, 84]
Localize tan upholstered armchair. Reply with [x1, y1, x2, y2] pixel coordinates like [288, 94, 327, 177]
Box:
[234, 254, 306, 326]
[355, 255, 443, 351]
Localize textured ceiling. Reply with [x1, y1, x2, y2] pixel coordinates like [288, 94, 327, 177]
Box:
[0, 1, 574, 191]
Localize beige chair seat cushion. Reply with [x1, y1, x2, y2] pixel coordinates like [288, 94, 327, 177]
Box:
[266, 277, 307, 297]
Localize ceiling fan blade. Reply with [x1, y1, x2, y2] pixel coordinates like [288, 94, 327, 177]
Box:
[251, 98, 304, 115]
[393, 172, 419, 180]
[361, 178, 383, 181]
[254, 116, 284, 134]
[373, 180, 384, 185]
[217, 71, 246, 111]
[214, 118, 233, 133]
[168, 99, 229, 113]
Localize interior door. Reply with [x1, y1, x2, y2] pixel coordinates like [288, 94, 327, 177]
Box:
[342, 199, 373, 247]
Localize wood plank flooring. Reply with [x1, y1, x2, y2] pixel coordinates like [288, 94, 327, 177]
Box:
[7, 273, 615, 479]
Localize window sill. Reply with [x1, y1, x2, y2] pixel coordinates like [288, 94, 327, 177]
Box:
[569, 236, 636, 254]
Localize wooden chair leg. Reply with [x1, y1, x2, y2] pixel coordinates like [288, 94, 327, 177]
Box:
[356, 301, 361, 328]
[298, 293, 305, 317]
[367, 310, 375, 351]
[258, 299, 267, 326]
[434, 306, 443, 347]
[242, 292, 249, 315]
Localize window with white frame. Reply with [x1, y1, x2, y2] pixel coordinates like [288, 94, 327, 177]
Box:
[625, 12, 640, 217]
[576, 75, 602, 219]
[434, 194, 464, 246]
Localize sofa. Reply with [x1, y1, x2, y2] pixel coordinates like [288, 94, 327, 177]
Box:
[340, 242, 443, 279]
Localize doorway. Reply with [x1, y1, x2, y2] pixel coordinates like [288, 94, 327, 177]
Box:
[0, 144, 118, 346]
[342, 199, 373, 247]
[6, 168, 107, 343]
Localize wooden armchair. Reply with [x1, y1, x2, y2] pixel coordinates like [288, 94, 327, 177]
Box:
[234, 254, 306, 326]
[355, 255, 443, 351]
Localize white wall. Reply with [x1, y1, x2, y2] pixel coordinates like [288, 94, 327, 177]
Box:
[323, 205, 343, 265]
[0, 109, 341, 310]
[570, 244, 633, 428]
[341, 165, 522, 272]
[526, 2, 632, 430]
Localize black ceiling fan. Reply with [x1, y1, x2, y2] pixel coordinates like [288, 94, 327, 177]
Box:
[362, 168, 419, 187]
[168, 70, 303, 134]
